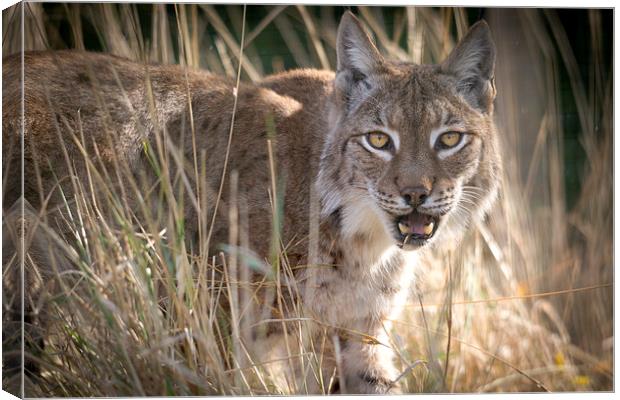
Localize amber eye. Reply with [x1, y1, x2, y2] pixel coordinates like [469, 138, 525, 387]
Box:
[367, 132, 391, 150]
[438, 132, 462, 149]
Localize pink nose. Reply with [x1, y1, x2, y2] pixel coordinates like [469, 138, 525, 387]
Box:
[401, 186, 430, 206]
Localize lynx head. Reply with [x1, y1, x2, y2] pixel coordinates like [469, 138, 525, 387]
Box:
[318, 11, 501, 252]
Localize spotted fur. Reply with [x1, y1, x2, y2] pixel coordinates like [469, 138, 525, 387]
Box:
[2, 11, 501, 394]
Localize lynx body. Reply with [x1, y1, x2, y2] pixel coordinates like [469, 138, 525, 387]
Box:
[2, 12, 500, 394]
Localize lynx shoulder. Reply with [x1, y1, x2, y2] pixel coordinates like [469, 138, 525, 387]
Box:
[2, 11, 501, 394]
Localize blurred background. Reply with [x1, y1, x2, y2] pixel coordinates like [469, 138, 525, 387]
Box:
[3, 3, 613, 395]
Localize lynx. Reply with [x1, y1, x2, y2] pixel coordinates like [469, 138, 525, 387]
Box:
[2, 11, 501, 394]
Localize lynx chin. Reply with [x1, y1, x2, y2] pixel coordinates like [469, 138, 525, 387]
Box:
[3, 11, 501, 394]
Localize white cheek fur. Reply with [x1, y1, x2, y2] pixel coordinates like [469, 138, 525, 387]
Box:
[360, 139, 393, 161]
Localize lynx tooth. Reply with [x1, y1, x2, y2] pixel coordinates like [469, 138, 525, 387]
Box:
[423, 221, 434, 236]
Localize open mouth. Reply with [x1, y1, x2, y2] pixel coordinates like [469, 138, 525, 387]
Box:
[395, 211, 440, 248]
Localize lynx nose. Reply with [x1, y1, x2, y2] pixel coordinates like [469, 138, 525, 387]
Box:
[401, 186, 430, 207]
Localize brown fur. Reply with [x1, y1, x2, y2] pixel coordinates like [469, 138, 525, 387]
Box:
[2, 12, 501, 394]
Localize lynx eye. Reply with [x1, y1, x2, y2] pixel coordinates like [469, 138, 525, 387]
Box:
[366, 131, 391, 150]
[437, 132, 462, 149]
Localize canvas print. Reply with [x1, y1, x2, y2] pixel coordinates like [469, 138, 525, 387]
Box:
[1, 3, 613, 396]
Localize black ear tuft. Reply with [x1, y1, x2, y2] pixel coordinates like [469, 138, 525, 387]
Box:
[441, 20, 496, 113]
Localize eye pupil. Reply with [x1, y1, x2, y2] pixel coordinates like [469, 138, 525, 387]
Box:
[367, 132, 390, 149]
[439, 132, 461, 148]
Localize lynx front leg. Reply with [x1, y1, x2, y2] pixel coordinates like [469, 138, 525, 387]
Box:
[338, 335, 401, 394]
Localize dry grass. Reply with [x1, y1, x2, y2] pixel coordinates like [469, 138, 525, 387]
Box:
[2, 4, 612, 395]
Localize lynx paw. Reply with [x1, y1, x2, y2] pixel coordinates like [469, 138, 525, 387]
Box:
[345, 371, 401, 394]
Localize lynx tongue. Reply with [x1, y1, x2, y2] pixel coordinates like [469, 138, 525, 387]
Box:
[398, 212, 435, 236]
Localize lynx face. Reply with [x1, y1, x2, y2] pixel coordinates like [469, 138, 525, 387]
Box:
[319, 16, 501, 251]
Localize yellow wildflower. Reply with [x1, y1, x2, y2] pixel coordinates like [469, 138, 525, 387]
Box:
[573, 375, 590, 387]
[554, 352, 565, 367]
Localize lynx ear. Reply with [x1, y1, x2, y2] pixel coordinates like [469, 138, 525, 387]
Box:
[335, 11, 384, 109]
[336, 11, 383, 74]
[441, 20, 496, 113]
